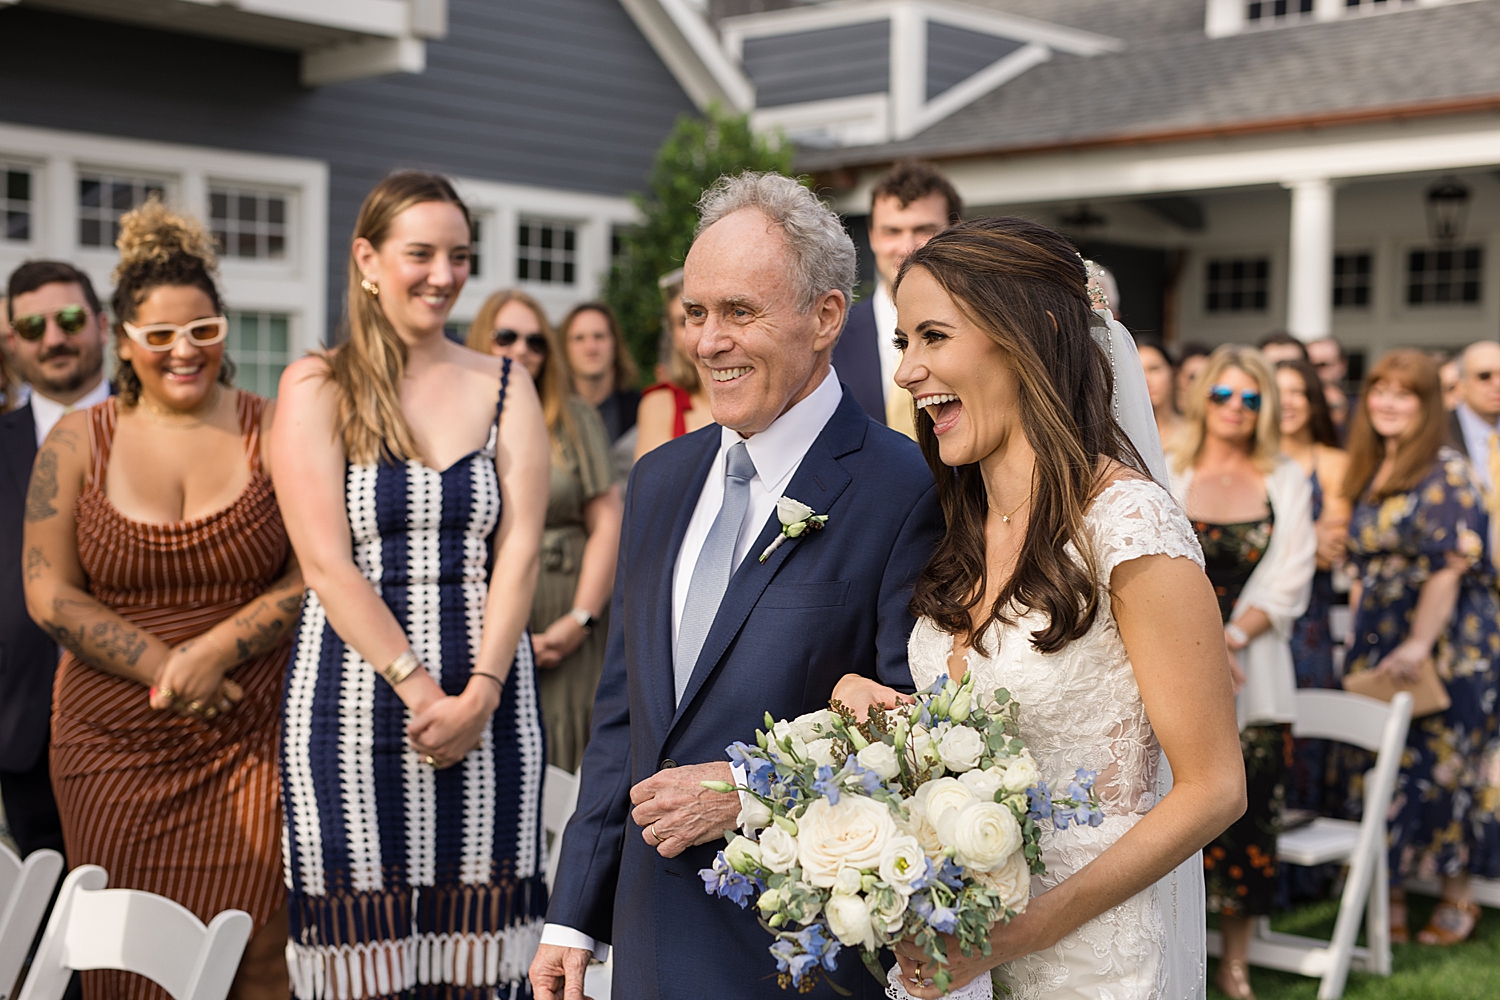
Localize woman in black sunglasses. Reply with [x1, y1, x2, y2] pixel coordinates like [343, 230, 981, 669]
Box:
[1167, 344, 1318, 1000]
[466, 290, 622, 773]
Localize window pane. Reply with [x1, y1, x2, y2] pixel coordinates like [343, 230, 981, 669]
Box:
[207, 186, 290, 260]
[211, 191, 228, 220]
[79, 178, 101, 208]
[1204, 256, 1270, 314]
[515, 218, 578, 286]
[226, 310, 292, 397]
[6, 170, 28, 201]
[1406, 244, 1483, 308]
[79, 218, 101, 247]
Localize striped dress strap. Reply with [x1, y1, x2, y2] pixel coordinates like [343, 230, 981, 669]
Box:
[236, 391, 267, 475]
[85, 397, 118, 487]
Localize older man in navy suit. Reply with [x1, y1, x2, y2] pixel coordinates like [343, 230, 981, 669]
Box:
[531, 173, 942, 1000]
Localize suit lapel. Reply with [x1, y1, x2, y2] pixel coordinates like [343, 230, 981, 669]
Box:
[643, 429, 721, 734]
[0, 404, 38, 505]
[669, 393, 865, 728]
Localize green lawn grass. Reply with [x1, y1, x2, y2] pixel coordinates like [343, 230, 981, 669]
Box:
[1207, 897, 1500, 1000]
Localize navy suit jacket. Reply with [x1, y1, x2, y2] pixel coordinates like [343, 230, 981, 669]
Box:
[548, 386, 941, 999]
[0, 403, 60, 772]
[832, 299, 887, 426]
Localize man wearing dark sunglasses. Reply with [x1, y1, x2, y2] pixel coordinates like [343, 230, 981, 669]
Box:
[1, 260, 110, 875]
[1448, 340, 1500, 499]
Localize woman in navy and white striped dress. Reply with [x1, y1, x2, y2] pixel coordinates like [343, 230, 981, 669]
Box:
[272, 171, 552, 999]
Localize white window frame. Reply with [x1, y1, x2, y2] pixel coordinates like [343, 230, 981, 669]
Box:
[1207, 0, 1479, 37]
[0, 122, 328, 357]
[448, 176, 639, 329]
[1332, 248, 1375, 310]
[1399, 239, 1486, 311]
[2, 158, 43, 249]
[209, 183, 295, 262]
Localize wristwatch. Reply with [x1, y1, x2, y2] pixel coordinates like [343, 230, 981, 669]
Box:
[568, 607, 598, 633]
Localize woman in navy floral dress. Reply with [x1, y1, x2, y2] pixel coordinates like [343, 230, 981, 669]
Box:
[1340, 349, 1500, 947]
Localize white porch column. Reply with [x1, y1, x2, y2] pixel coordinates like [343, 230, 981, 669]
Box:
[1284, 177, 1334, 342]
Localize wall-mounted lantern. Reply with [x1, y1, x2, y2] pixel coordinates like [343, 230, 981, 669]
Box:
[1425, 176, 1471, 244]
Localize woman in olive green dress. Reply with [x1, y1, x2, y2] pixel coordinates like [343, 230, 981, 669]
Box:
[469, 290, 623, 771]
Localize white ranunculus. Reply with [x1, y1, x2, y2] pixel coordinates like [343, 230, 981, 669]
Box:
[937, 726, 985, 772]
[916, 778, 978, 848]
[974, 850, 1032, 911]
[797, 796, 899, 888]
[825, 892, 877, 949]
[871, 886, 909, 933]
[1000, 751, 1040, 794]
[758, 822, 799, 873]
[805, 738, 840, 767]
[949, 801, 1022, 872]
[776, 496, 816, 526]
[898, 797, 946, 859]
[832, 866, 863, 896]
[857, 741, 900, 781]
[724, 834, 762, 874]
[878, 834, 928, 896]
[959, 765, 1008, 802]
[790, 709, 837, 743]
[770, 719, 809, 760]
[737, 795, 772, 832]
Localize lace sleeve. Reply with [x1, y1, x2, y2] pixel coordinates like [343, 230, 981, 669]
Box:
[1087, 477, 1205, 581]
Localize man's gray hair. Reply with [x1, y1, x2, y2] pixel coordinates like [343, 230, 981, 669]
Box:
[696, 171, 856, 314]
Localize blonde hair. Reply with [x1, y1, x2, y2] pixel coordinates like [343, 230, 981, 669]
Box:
[110, 198, 232, 407]
[325, 172, 470, 464]
[465, 289, 578, 457]
[1170, 344, 1281, 474]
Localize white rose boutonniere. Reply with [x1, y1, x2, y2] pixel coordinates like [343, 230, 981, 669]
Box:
[759, 496, 830, 563]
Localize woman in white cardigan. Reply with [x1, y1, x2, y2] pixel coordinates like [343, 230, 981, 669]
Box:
[1169, 345, 1317, 1000]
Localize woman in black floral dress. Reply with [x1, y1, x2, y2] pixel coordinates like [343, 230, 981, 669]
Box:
[1170, 345, 1317, 1000]
[1339, 348, 1500, 947]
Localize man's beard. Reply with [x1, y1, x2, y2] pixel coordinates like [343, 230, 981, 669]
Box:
[29, 344, 104, 398]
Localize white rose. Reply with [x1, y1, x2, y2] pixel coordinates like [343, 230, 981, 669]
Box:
[724, 834, 762, 874]
[776, 496, 816, 526]
[758, 822, 799, 873]
[915, 777, 977, 848]
[770, 720, 809, 759]
[857, 741, 900, 781]
[949, 801, 1022, 872]
[790, 709, 837, 743]
[832, 866, 863, 896]
[737, 795, 772, 832]
[878, 834, 928, 896]
[825, 892, 877, 949]
[871, 887, 909, 934]
[974, 850, 1032, 911]
[959, 766, 1007, 802]
[805, 738, 840, 768]
[937, 726, 984, 773]
[1000, 751, 1040, 794]
[898, 797, 947, 859]
[797, 796, 899, 888]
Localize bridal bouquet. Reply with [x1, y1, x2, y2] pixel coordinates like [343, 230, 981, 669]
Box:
[698, 671, 1102, 995]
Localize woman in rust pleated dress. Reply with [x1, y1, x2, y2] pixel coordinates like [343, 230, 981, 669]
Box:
[22, 201, 302, 1000]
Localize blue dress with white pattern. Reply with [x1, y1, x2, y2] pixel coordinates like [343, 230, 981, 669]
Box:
[280, 362, 546, 999]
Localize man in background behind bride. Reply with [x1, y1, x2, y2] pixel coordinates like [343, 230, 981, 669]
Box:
[531, 172, 942, 1000]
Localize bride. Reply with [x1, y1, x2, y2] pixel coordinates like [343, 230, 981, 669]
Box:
[835, 218, 1245, 999]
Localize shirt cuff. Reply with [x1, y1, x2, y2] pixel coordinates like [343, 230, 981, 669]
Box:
[540, 923, 610, 963]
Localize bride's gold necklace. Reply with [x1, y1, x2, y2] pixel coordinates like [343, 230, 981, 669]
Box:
[996, 491, 1032, 525]
[139, 383, 222, 429]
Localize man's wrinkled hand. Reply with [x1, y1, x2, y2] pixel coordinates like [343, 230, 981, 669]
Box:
[629, 761, 739, 857]
[529, 943, 593, 1000]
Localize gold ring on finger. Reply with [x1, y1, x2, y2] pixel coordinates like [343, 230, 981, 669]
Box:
[649, 822, 664, 844]
[425, 754, 438, 767]
[159, 687, 175, 702]
[203, 705, 219, 719]
[187, 701, 204, 714]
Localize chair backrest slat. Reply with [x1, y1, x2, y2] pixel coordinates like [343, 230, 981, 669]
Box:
[1289, 689, 1394, 750]
[0, 845, 64, 1000]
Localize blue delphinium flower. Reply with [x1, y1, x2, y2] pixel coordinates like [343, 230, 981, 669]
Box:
[1026, 783, 1054, 823]
[797, 924, 842, 972]
[700, 851, 761, 907]
[908, 856, 936, 892]
[935, 857, 965, 890]
[813, 765, 841, 805]
[919, 895, 958, 934]
[843, 758, 884, 796]
[788, 953, 819, 986]
[770, 938, 797, 973]
[726, 742, 775, 797]
[1074, 768, 1098, 790]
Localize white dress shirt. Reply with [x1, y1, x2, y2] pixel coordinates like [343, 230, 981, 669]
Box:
[539, 366, 845, 961]
[871, 281, 900, 404]
[30, 378, 110, 447]
[1455, 402, 1498, 494]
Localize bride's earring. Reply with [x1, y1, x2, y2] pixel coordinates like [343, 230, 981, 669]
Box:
[360, 277, 380, 297]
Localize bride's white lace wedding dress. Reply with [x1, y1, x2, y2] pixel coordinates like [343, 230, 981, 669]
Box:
[908, 477, 1205, 1000]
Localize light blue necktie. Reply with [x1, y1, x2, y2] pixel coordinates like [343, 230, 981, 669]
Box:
[674, 441, 757, 704]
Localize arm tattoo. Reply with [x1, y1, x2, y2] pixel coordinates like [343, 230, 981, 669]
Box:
[24, 546, 51, 584]
[25, 449, 60, 522]
[229, 587, 303, 662]
[44, 598, 148, 669]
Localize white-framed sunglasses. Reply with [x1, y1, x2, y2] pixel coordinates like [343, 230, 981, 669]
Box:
[121, 316, 229, 352]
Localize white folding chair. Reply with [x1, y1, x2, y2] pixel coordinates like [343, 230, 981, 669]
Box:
[0, 844, 64, 1000]
[539, 766, 612, 999]
[17, 866, 251, 1000]
[1208, 689, 1412, 999]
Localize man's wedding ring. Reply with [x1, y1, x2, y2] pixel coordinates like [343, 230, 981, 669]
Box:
[648, 822, 662, 845]
[424, 754, 438, 767]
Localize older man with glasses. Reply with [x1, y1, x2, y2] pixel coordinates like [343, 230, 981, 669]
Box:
[1, 260, 110, 868]
[1447, 342, 1500, 558]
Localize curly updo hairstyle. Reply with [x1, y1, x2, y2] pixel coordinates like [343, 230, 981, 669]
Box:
[110, 198, 234, 406]
[896, 217, 1145, 655]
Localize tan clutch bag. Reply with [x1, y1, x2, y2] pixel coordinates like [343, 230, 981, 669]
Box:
[1342, 658, 1451, 718]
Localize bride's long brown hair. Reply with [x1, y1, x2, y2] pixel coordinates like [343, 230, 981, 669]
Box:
[899, 217, 1144, 654]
